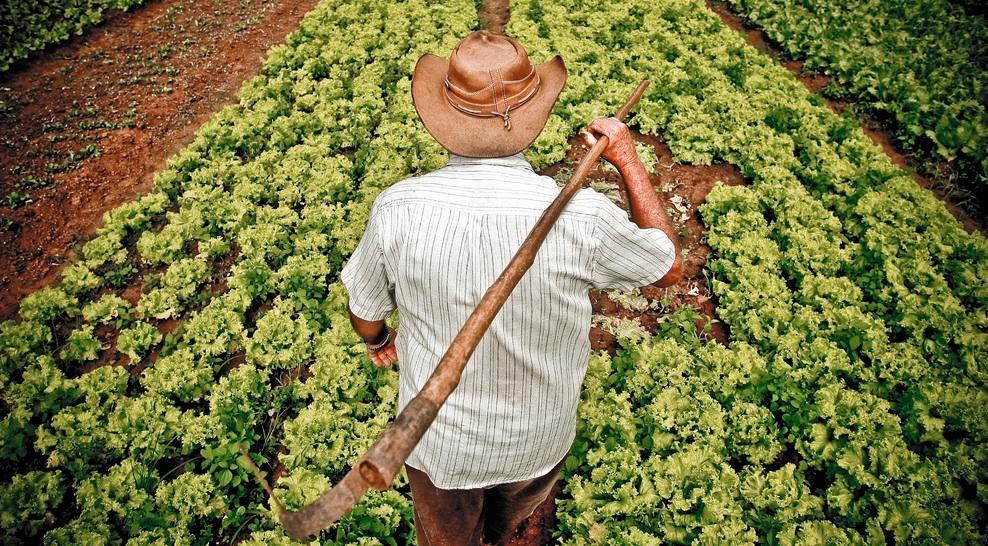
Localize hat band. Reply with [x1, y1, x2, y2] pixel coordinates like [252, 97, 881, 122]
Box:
[442, 67, 541, 131]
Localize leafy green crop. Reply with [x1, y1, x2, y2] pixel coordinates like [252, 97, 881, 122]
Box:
[0, 0, 474, 543]
[725, 0, 988, 185]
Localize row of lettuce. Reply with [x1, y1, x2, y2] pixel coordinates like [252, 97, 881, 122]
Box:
[0, 1, 147, 72]
[0, 0, 985, 544]
[723, 0, 988, 187]
[0, 0, 474, 544]
[509, 0, 986, 543]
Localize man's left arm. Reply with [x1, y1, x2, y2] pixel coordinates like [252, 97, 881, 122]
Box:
[340, 201, 399, 367]
[615, 149, 684, 288]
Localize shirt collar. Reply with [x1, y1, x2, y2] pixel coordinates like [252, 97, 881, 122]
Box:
[446, 151, 534, 172]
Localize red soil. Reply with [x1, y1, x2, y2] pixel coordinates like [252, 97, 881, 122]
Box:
[503, 481, 563, 546]
[0, 0, 323, 320]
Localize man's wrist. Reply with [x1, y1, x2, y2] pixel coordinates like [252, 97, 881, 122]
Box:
[365, 325, 393, 350]
[608, 146, 638, 171]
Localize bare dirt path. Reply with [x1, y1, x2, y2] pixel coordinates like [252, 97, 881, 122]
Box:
[705, 0, 984, 235]
[478, 0, 511, 34]
[0, 0, 323, 320]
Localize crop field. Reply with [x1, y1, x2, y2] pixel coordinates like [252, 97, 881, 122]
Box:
[0, 0, 985, 545]
[724, 0, 987, 190]
[0, 1, 148, 72]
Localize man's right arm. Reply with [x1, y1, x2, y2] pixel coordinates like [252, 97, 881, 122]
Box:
[582, 117, 684, 287]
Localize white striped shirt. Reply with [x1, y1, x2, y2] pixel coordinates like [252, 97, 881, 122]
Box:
[340, 151, 676, 488]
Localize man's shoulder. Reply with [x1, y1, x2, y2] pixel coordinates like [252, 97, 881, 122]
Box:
[574, 186, 614, 208]
[372, 166, 613, 221]
[374, 168, 451, 200]
[571, 187, 616, 219]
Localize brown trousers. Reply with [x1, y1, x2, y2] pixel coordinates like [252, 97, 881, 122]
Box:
[404, 457, 565, 546]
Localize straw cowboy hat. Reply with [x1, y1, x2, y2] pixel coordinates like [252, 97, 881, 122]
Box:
[411, 30, 567, 157]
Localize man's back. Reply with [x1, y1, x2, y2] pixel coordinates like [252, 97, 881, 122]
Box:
[341, 151, 676, 488]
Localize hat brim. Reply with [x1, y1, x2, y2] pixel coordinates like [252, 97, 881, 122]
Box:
[411, 53, 567, 158]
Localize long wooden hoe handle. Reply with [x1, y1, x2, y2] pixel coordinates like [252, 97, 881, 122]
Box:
[243, 79, 650, 541]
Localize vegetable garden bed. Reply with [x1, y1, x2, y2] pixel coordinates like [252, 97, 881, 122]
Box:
[0, 1, 149, 73]
[705, 0, 985, 236]
[0, 0, 985, 544]
[715, 0, 988, 225]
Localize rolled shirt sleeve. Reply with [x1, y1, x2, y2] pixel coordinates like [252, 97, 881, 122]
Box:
[340, 200, 397, 321]
[590, 194, 677, 291]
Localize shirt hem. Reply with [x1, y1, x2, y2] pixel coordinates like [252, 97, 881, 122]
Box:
[405, 444, 571, 490]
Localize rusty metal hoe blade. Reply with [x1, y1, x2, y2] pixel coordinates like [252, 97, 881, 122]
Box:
[243, 79, 650, 542]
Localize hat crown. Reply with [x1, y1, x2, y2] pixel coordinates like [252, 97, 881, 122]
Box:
[446, 31, 534, 89]
[442, 31, 542, 128]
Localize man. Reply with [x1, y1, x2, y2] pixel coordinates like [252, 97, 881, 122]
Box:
[340, 30, 683, 545]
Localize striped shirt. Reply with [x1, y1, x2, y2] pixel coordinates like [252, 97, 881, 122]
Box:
[340, 151, 676, 488]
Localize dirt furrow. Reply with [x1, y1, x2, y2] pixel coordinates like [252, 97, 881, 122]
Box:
[0, 0, 323, 319]
[478, 0, 511, 34]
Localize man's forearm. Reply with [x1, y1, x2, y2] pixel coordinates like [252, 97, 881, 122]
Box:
[617, 157, 684, 287]
[583, 117, 684, 287]
[348, 305, 389, 345]
[618, 160, 679, 246]
[348, 305, 399, 367]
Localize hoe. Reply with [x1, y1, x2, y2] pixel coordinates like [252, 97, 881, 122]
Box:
[241, 79, 650, 542]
